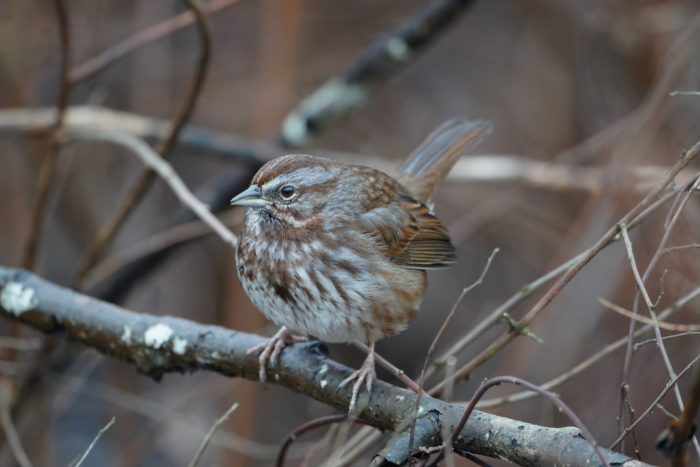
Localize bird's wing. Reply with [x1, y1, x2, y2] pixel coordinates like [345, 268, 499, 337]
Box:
[359, 194, 456, 269]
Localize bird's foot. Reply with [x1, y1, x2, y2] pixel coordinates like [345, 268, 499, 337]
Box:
[247, 326, 307, 383]
[339, 344, 376, 415]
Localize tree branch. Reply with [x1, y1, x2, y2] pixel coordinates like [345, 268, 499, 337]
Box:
[0, 267, 645, 466]
[279, 0, 478, 146]
[70, 0, 238, 83]
[76, 0, 214, 285]
[0, 106, 681, 193]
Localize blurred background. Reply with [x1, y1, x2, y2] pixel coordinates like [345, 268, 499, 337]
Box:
[2, 0, 700, 465]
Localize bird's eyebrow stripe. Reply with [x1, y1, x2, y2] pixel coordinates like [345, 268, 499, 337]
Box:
[254, 155, 323, 185]
[263, 167, 336, 189]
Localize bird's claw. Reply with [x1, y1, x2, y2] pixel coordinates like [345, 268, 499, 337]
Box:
[339, 349, 376, 415]
[246, 327, 307, 383]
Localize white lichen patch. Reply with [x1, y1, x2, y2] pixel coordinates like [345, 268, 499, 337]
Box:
[144, 323, 173, 349]
[121, 325, 132, 343]
[319, 364, 329, 376]
[320, 379, 328, 389]
[172, 337, 188, 355]
[385, 37, 411, 61]
[281, 79, 368, 146]
[1, 282, 38, 316]
[395, 394, 405, 402]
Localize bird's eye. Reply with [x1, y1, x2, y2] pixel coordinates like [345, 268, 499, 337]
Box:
[279, 185, 296, 200]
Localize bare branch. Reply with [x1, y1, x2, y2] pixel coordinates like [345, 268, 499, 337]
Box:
[476, 285, 700, 410]
[77, 0, 214, 284]
[436, 141, 700, 391]
[409, 248, 498, 453]
[0, 267, 642, 466]
[0, 106, 687, 194]
[0, 389, 32, 467]
[188, 403, 238, 467]
[65, 128, 237, 249]
[276, 415, 371, 467]
[446, 376, 608, 467]
[600, 297, 700, 332]
[22, 0, 72, 270]
[0, 106, 278, 163]
[611, 354, 700, 450]
[670, 91, 700, 96]
[617, 176, 700, 456]
[71, 417, 115, 467]
[280, 0, 478, 146]
[83, 210, 241, 291]
[70, 0, 238, 82]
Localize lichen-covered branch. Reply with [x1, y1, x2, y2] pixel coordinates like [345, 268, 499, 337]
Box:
[0, 267, 645, 466]
[280, 0, 478, 146]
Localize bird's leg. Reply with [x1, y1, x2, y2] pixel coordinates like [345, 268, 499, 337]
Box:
[246, 326, 307, 383]
[339, 341, 376, 415]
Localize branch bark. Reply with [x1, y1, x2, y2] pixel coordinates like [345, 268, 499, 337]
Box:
[0, 267, 645, 466]
[280, 0, 478, 146]
[0, 106, 680, 193]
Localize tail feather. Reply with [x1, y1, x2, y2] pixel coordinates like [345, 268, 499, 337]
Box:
[398, 118, 492, 202]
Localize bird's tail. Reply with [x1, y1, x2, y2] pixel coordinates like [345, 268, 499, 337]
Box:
[397, 118, 492, 202]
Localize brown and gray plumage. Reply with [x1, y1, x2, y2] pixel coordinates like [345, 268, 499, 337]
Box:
[232, 118, 492, 412]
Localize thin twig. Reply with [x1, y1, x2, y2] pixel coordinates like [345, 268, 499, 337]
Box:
[670, 91, 700, 96]
[22, 0, 71, 270]
[611, 354, 700, 449]
[451, 376, 609, 467]
[663, 243, 700, 255]
[337, 187, 688, 462]
[0, 394, 32, 467]
[600, 297, 700, 332]
[619, 225, 655, 310]
[77, 0, 213, 284]
[477, 285, 700, 409]
[635, 332, 700, 350]
[433, 142, 700, 392]
[429, 177, 684, 386]
[71, 417, 116, 467]
[441, 356, 457, 467]
[83, 210, 241, 290]
[188, 402, 239, 467]
[431, 251, 582, 370]
[409, 249, 498, 454]
[0, 337, 43, 351]
[0, 106, 690, 193]
[276, 415, 372, 467]
[352, 342, 421, 393]
[618, 177, 700, 456]
[52, 374, 279, 459]
[65, 128, 237, 248]
[70, 0, 237, 82]
[656, 403, 677, 420]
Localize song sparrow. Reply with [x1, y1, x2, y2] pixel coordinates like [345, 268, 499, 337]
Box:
[232, 118, 491, 412]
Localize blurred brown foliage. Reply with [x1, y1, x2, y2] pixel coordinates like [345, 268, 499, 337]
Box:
[2, 0, 700, 465]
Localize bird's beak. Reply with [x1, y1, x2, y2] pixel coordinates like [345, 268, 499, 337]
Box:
[230, 185, 268, 207]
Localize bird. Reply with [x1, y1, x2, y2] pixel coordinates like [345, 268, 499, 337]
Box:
[231, 118, 492, 413]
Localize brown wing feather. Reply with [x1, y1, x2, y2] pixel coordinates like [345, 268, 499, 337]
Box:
[359, 194, 456, 270]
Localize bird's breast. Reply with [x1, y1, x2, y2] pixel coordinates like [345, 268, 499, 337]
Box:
[236, 229, 426, 343]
